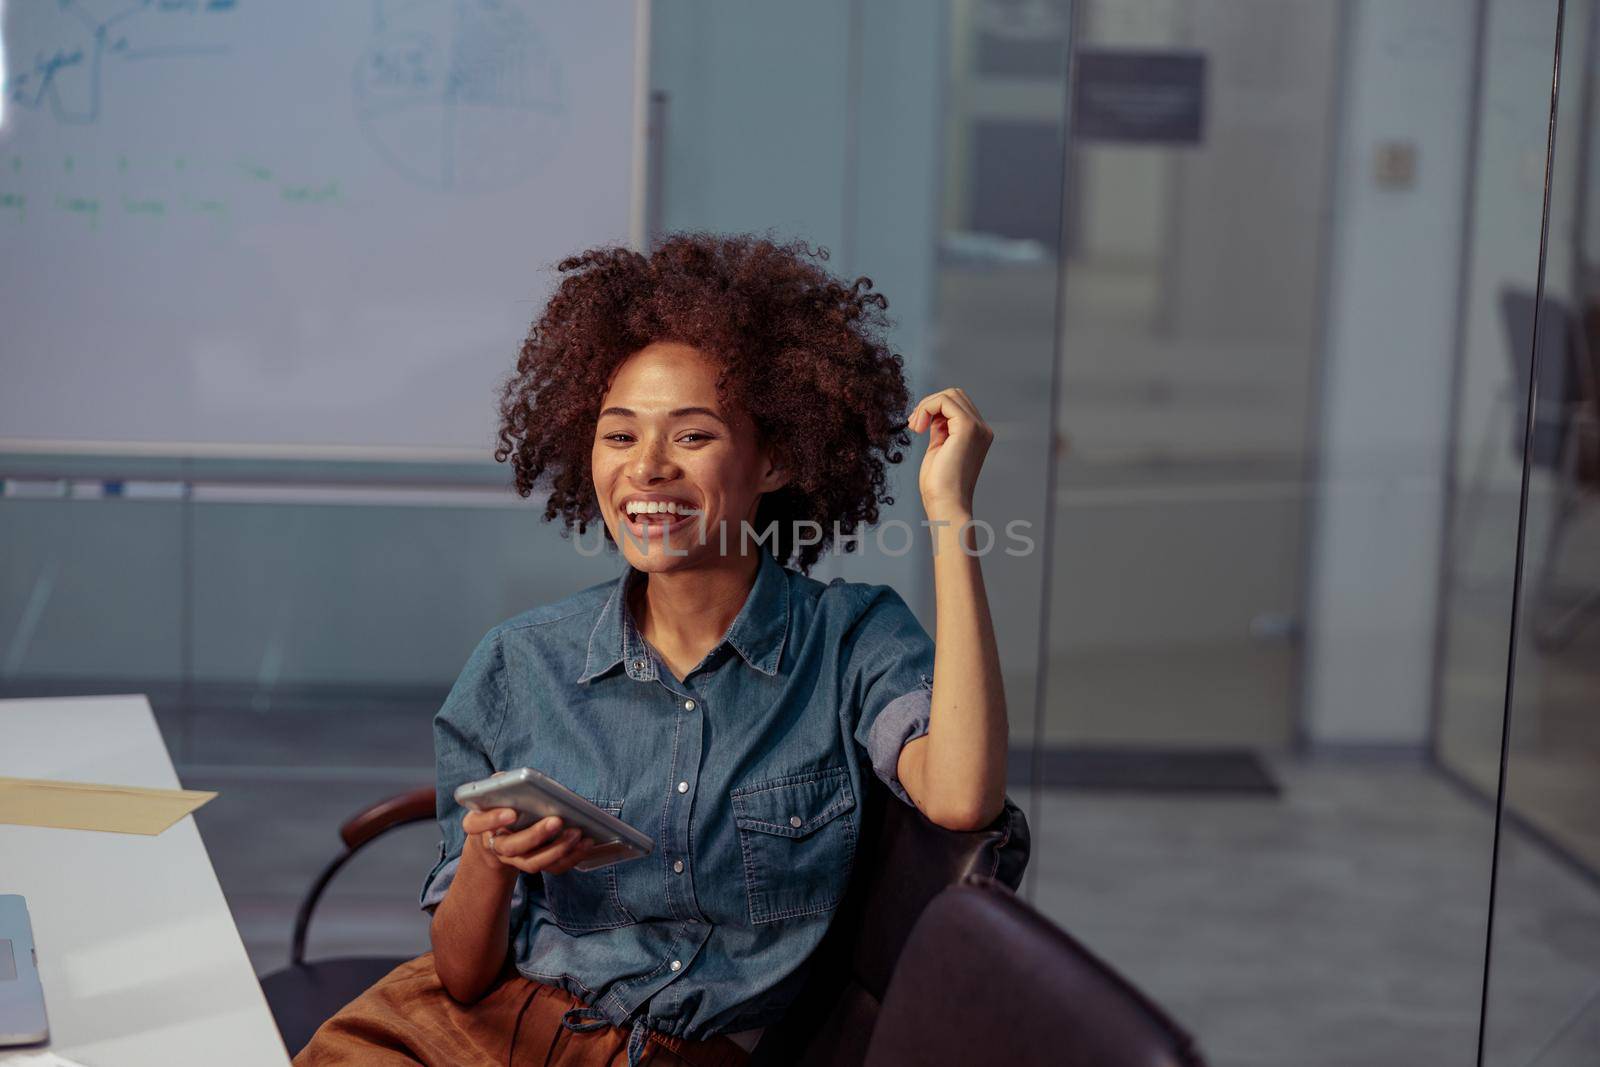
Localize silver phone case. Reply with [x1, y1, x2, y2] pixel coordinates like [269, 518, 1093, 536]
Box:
[453, 768, 655, 872]
[0, 894, 48, 1047]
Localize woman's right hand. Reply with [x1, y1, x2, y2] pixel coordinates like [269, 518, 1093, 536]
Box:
[463, 808, 597, 876]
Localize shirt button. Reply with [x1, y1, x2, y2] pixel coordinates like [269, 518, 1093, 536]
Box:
[684, 699, 696, 710]
[673, 859, 684, 873]
[677, 781, 688, 793]
[670, 959, 682, 972]
[789, 815, 803, 828]
[633, 659, 645, 671]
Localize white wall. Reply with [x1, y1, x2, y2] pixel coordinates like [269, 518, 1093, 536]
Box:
[1304, 0, 1479, 744]
[1305, 0, 1586, 745]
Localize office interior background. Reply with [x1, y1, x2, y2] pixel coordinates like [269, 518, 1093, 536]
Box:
[2, 0, 1598, 1063]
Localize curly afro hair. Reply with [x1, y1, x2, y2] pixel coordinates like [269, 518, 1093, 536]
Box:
[493, 231, 915, 574]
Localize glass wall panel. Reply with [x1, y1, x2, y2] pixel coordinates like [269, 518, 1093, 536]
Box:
[1046, 0, 1335, 755]
[1475, 1, 1600, 1064]
[1031, 0, 1559, 1062]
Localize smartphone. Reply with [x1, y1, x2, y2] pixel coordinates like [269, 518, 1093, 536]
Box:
[454, 768, 654, 872]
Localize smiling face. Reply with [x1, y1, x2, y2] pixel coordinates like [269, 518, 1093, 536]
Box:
[591, 341, 788, 573]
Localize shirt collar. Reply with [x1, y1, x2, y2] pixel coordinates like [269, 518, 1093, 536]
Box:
[577, 552, 790, 684]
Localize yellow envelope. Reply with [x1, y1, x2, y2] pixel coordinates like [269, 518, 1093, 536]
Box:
[0, 776, 216, 835]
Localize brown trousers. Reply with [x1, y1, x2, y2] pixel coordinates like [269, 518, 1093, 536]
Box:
[293, 953, 752, 1067]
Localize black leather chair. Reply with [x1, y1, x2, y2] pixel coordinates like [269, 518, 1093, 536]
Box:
[748, 774, 1028, 1065]
[864, 874, 1208, 1067]
[1479, 288, 1600, 649]
[260, 785, 436, 1056]
[262, 774, 1031, 1063]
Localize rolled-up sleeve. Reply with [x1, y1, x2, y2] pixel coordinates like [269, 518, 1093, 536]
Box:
[843, 584, 936, 809]
[419, 627, 530, 922]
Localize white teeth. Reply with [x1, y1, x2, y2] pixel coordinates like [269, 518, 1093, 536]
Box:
[624, 500, 696, 517]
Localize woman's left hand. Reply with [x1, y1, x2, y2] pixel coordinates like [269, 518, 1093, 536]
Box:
[909, 387, 994, 521]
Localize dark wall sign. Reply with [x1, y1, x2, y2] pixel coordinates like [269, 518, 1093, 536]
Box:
[1072, 50, 1207, 145]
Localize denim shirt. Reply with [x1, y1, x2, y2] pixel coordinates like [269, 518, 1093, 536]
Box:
[419, 549, 935, 1065]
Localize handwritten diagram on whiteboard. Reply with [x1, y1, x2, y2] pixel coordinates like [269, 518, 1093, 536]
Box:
[6, 0, 235, 127]
[355, 1, 568, 192]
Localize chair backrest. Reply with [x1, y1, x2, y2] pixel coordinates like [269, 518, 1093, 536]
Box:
[750, 774, 1031, 1066]
[863, 875, 1207, 1067]
[1577, 299, 1600, 484]
[1499, 286, 1579, 470]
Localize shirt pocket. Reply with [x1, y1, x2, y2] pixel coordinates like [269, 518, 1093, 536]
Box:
[730, 766, 858, 925]
[540, 799, 638, 933]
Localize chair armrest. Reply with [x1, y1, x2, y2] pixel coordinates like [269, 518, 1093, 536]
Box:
[339, 785, 436, 850]
[291, 784, 437, 966]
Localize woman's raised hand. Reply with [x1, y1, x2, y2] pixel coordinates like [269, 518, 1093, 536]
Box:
[909, 387, 994, 521]
[462, 808, 598, 876]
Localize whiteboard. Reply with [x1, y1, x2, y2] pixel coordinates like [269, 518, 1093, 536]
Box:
[0, 0, 647, 459]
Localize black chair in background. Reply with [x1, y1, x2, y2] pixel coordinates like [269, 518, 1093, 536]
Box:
[1531, 294, 1600, 648]
[1461, 288, 1600, 649]
[1498, 288, 1580, 469]
[261, 774, 1031, 1063]
[259, 785, 436, 1056]
[864, 874, 1208, 1067]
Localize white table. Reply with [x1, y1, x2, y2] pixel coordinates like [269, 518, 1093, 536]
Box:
[0, 695, 289, 1066]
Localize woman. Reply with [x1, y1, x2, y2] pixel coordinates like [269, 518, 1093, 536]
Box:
[295, 233, 1009, 1066]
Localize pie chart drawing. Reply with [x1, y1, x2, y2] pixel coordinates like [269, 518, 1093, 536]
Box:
[354, 0, 568, 193]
